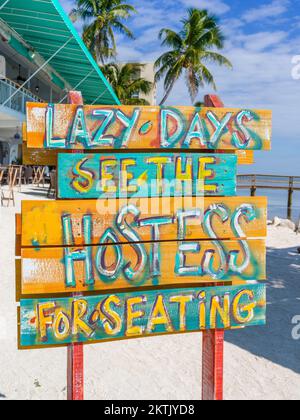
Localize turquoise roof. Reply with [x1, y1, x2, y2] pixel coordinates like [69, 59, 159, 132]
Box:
[0, 0, 120, 105]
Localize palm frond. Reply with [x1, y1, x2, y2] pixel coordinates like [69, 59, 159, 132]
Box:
[197, 65, 217, 90]
[158, 29, 183, 49]
[112, 20, 135, 39]
[201, 51, 232, 68]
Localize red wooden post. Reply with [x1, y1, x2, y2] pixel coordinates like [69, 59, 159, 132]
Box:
[67, 343, 84, 400]
[67, 91, 84, 401]
[202, 329, 224, 400]
[201, 94, 225, 401]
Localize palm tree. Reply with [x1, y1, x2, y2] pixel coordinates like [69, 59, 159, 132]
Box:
[155, 8, 232, 105]
[101, 63, 153, 105]
[72, 0, 137, 64]
[194, 101, 204, 107]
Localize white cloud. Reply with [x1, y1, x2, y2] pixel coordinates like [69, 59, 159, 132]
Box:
[163, 39, 300, 174]
[242, 0, 290, 23]
[236, 31, 288, 52]
[181, 0, 230, 15]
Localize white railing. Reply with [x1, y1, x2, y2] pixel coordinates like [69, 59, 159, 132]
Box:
[0, 77, 42, 113]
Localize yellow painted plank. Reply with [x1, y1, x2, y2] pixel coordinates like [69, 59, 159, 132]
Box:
[21, 239, 266, 295]
[21, 197, 267, 248]
[26, 103, 272, 151]
[237, 150, 254, 165]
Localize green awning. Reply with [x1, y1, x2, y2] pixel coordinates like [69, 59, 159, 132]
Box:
[0, 0, 120, 105]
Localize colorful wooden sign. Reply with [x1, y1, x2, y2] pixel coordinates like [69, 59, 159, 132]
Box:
[21, 197, 267, 248]
[57, 153, 237, 199]
[21, 239, 266, 295]
[17, 91, 271, 402]
[22, 123, 254, 166]
[26, 103, 272, 151]
[20, 283, 266, 347]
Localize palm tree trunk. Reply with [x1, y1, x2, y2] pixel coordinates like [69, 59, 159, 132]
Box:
[159, 78, 177, 106]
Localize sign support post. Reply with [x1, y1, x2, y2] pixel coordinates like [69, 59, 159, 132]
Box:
[202, 94, 226, 401]
[66, 91, 84, 401]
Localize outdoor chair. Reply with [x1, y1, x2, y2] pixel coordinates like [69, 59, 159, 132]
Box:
[1, 166, 18, 207]
[13, 165, 24, 192]
[0, 168, 5, 185]
[33, 167, 46, 188]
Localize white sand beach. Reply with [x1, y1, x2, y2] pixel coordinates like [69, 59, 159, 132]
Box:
[0, 186, 300, 400]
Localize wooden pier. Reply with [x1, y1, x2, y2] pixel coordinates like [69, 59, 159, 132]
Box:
[237, 174, 300, 220]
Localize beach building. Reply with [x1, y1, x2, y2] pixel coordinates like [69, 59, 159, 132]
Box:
[134, 62, 157, 105]
[0, 0, 119, 164]
[119, 61, 157, 105]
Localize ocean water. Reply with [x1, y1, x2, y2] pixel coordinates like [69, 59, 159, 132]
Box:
[238, 188, 300, 223]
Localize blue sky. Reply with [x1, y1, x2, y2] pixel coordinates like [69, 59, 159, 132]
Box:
[61, 0, 300, 175]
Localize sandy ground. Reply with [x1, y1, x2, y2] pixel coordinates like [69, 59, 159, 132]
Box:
[0, 185, 300, 400]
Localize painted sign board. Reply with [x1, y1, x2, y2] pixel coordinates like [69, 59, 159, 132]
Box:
[23, 124, 254, 167]
[21, 239, 266, 295]
[57, 153, 237, 199]
[26, 103, 272, 151]
[21, 197, 267, 248]
[20, 283, 266, 348]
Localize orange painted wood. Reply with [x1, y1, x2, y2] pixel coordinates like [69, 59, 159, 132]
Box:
[237, 150, 254, 165]
[21, 239, 266, 296]
[22, 142, 58, 166]
[22, 122, 58, 166]
[25, 103, 272, 151]
[22, 142, 253, 166]
[21, 197, 267, 248]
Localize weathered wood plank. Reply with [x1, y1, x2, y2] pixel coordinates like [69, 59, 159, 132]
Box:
[26, 103, 272, 151]
[22, 142, 58, 166]
[23, 122, 253, 167]
[23, 125, 253, 167]
[57, 153, 237, 199]
[19, 283, 266, 348]
[22, 145, 254, 167]
[21, 239, 266, 295]
[21, 197, 267, 248]
[237, 150, 254, 165]
[15, 213, 22, 257]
